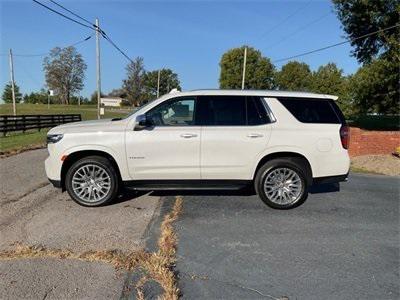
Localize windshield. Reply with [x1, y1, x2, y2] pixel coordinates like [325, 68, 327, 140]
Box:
[121, 98, 156, 119]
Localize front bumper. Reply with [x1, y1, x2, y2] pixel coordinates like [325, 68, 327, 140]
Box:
[45, 149, 63, 182]
[48, 178, 62, 188]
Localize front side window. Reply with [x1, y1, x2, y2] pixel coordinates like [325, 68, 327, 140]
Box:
[146, 97, 195, 126]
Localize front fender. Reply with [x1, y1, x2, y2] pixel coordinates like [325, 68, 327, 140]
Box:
[62, 144, 131, 181]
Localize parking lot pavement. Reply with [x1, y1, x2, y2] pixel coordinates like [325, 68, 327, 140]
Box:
[0, 149, 160, 299]
[172, 173, 399, 299]
[0, 148, 49, 202]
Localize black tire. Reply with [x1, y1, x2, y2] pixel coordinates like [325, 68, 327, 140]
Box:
[65, 156, 119, 207]
[255, 158, 308, 209]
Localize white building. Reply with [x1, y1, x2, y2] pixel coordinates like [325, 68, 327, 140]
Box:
[100, 97, 124, 107]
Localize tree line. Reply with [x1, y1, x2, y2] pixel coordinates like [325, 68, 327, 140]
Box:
[2, 0, 398, 117]
[2, 51, 181, 107]
[220, 0, 399, 117]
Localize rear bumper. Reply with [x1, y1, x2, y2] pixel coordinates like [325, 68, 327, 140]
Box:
[48, 178, 62, 188]
[312, 173, 348, 185]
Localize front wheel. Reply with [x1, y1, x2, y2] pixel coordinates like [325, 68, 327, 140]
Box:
[65, 156, 119, 207]
[255, 159, 308, 209]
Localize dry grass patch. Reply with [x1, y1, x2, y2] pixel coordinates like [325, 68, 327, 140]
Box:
[0, 143, 46, 158]
[0, 196, 184, 300]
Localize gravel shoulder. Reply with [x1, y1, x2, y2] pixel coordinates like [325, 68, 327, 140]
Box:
[351, 154, 400, 176]
[0, 149, 160, 299]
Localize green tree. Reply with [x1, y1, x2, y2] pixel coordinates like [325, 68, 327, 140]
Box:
[219, 46, 275, 89]
[143, 68, 181, 98]
[2, 82, 22, 103]
[22, 89, 48, 104]
[333, 0, 399, 114]
[89, 91, 105, 105]
[332, 0, 399, 64]
[107, 88, 127, 98]
[349, 58, 398, 115]
[122, 57, 146, 106]
[43, 46, 87, 104]
[276, 61, 312, 91]
[311, 63, 353, 116]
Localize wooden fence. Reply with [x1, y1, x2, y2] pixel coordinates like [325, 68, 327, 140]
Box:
[0, 114, 81, 136]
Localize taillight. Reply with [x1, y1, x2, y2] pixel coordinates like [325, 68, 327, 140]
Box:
[340, 125, 349, 149]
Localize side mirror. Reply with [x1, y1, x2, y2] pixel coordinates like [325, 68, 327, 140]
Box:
[134, 114, 153, 131]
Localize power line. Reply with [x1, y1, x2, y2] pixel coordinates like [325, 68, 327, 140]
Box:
[18, 60, 44, 88]
[272, 24, 400, 63]
[101, 32, 134, 63]
[33, 0, 134, 64]
[265, 12, 331, 51]
[260, 0, 312, 39]
[49, 0, 94, 27]
[0, 35, 93, 57]
[32, 0, 94, 31]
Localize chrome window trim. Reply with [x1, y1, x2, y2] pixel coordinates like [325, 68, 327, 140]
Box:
[260, 97, 277, 123]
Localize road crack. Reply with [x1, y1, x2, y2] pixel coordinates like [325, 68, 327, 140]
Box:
[181, 271, 284, 300]
[0, 182, 49, 207]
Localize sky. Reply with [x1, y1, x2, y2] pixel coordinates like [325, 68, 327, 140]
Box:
[0, 0, 360, 100]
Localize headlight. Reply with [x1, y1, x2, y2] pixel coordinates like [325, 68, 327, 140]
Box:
[47, 134, 64, 144]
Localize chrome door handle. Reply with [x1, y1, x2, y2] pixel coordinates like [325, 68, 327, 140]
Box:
[180, 133, 198, 138]
[247, 133, 264, 138]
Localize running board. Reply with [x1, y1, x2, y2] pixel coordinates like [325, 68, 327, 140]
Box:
[123, 180, 251, 191]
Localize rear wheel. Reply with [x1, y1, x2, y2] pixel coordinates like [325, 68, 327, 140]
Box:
[65, 156, 119, 207]
[255, 158, 308, 209]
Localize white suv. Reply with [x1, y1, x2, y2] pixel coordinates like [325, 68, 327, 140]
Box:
[45, 90, 350, 209]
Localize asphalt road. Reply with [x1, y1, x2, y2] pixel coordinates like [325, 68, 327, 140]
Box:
[1, 149, 399, 299]
[169, 174, 399, 299]
[0, 149, 160, 300]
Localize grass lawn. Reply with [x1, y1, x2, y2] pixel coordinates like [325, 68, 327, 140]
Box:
[0, 103, 130, 154]
[0, 103, 130, 120]
[0, 130, 48, 153]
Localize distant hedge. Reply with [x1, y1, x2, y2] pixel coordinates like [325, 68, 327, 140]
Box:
[347, 115, 400, 131]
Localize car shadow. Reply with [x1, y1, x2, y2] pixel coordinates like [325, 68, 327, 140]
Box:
[309, 183, 340, 194]
[112, 182, 340, 205]
[151, 188, 256, 197]
[112, 189, 149, 205]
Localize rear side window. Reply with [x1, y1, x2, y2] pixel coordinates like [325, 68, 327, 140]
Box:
[278, 97, 343, 124]
[247, 96, 270, 125]
[197, 96, 246, 126]
[196, 96, 270, 126]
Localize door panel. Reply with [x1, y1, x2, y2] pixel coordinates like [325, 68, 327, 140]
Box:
[126, 96, 200, 180]
[200, 125, 270, 179]
[198, 95, 272, 180]
[126, 126, 201, 179]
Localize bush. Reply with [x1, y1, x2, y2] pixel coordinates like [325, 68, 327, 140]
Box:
[347, 115, 400, 131]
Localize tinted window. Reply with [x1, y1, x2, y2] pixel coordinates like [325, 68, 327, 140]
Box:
[278, 97, 342, 124]
[146, 97, 195, 126]
[247, 96, 270, 125]
[197, 96, 246, 126]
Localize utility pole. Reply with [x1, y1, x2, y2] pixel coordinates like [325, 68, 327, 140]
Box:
[95, 18, 101, 119]
[8, 49, 16, 116]
[241, 46, 247, 90]
[157, 69, 161, 98]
